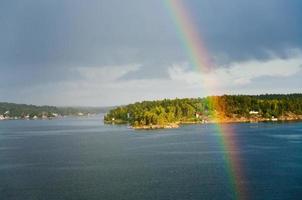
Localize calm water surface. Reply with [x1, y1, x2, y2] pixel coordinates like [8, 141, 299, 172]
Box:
[0, 116, 301, 200]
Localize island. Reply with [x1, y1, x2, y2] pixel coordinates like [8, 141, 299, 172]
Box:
[104, 94, 302, 129]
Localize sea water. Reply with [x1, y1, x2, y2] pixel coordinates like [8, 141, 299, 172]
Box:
[0, 116, 301, 200]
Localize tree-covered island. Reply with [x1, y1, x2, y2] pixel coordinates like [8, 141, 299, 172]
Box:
[104, 94, 302, 129]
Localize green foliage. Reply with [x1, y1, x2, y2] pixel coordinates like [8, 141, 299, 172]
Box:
[104, 94, 302, 126]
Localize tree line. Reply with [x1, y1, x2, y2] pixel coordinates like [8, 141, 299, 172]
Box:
[104, 94, 302, 126]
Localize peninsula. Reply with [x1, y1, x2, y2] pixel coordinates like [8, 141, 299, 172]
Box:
[104, 94, 302, 129]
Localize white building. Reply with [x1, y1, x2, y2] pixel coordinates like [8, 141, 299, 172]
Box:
[249, 111, 259, 115]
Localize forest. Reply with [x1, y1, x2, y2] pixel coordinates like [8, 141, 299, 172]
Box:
[104, 94, 302, 127]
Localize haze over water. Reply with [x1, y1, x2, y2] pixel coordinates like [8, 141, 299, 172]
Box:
[0, 116, 301, 200]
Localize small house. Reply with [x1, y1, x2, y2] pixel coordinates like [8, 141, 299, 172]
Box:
[249, 111, 259, 115]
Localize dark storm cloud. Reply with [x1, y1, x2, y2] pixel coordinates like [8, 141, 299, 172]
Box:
[189, 0, 302, 63]
[0, 0, 180, 66]
[1, 0, 301, 73]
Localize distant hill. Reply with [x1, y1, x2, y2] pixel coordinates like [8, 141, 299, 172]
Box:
[0, 102, 112, 120]
[104, 94, 302, 129]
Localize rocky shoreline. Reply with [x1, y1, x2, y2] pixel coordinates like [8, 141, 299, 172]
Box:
[131, 115, 302, 130]
[133, 123, 179, 130]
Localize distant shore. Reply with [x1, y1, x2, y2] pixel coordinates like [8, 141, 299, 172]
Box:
[0, 113, 98, 121]
[0, 102, 110, 122]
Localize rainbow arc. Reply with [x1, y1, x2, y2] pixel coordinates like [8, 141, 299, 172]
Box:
[165, 0, 248, 199]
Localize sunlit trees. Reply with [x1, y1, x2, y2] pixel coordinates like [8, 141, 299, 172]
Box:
[104, 94, 302, 126]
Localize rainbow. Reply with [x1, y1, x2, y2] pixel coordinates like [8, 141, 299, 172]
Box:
[165, 0, 248, 199]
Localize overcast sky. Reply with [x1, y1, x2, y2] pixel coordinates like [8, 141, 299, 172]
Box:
[0, 0, 302, 106]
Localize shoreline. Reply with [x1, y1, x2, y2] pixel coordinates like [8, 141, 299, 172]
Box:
[0, 114, 99, 121]
[131, 116, 302, 130]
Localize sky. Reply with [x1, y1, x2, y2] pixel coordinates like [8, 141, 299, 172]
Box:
[0, 0, 302, 106]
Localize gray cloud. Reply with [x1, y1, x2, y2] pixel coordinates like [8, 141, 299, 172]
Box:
[0, 0, 301, 105]
[190, 0, 302, 63]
